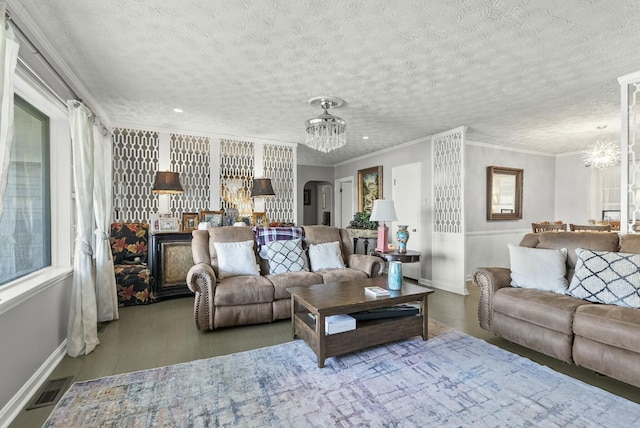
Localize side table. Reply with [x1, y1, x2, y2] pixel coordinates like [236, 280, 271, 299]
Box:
[149, 231, 194, 300]
[371, 249, 421, 263]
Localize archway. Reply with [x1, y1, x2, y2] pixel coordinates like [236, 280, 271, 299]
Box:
[302, 181, 333, 226]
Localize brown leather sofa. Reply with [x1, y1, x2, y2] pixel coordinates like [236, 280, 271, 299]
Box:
[186, 225, 383, 331]
[472, 231, 640, 388]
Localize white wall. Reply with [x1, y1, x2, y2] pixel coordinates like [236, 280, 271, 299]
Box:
[0, 274, 72, 424]
[464, 144, 594, 276]
[464, 142, 559, 276]
[0, 74, 73, 425]
[333, 138, 433, 281]
[555, 153, 593, 224]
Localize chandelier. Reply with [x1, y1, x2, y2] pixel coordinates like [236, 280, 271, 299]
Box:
[582, 139, 620, 169]
[305, 96, 346, 153]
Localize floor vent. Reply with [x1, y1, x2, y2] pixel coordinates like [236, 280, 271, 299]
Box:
[26, 376, 73, 410]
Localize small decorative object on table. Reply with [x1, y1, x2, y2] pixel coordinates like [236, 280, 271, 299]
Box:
[387, 261, 403, 290]
[396, 225, 410, 253]
[365, 286, 390, 297]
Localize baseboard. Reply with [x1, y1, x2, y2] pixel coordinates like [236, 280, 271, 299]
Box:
[0, 339, 67, 428]
[421, 278, 469, 295]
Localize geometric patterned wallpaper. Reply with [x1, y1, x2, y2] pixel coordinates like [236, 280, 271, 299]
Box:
[169, 133, 210, 217]
[264, 143, 295, 224]
[219, 139, 255, 218]
[111, 130, 296, 224]
[112, 128, 159, 223]
[432, 128, 465, 234]
[627, 81, 640, 229]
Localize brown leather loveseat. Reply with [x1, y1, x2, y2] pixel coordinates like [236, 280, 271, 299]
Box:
[187, 225, 383, 331]
[472, 231, 640, 388]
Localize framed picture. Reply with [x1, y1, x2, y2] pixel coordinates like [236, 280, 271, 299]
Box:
[252, 211, 267, 227]
[158, 216, 180, 232]
[200, 210, 224, 227]
[303, 189, 311, 205]
[602, 210, 621, 222]
[357, 166, 383, 213]
[182, 212, 199, 232]
[149, 213, 160, 233]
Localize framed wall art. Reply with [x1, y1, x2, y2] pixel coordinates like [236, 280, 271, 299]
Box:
[200, 210, 224, 227]
[158, 216, 180, 232]
[252, 211, 267, 227]
[182, 212, 199, 232]
[357, 165, 383, 213]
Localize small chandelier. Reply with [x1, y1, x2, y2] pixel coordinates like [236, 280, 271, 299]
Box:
[582, 139, 620, 169]
[305, 96, 346, 153]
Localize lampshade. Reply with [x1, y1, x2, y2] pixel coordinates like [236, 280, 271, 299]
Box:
[152, 171, 183, 194]
[251, 178, 275, 198]
[305, 96, 346, 153]
[369, 199, 398, 222]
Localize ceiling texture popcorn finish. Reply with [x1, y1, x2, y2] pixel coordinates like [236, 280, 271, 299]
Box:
[9, 0, 640, 165]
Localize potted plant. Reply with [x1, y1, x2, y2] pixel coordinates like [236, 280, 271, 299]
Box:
[346, 212, 378, 238]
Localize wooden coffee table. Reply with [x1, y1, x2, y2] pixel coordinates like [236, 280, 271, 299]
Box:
[288, 277, 434, 368]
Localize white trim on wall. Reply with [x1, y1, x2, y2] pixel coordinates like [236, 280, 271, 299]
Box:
[0, 340, 67, 427]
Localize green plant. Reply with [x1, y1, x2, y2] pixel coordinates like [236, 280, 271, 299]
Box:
[348, 212, 378, 230]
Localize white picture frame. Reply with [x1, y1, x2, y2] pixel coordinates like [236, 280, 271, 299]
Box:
[158, 216, 180, 232]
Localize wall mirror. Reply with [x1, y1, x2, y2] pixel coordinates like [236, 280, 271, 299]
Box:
[487, 166, 523, 220]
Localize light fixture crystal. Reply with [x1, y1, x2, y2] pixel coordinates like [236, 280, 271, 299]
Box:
[582, 139, 620, 169]
[305, 96, 346, 153]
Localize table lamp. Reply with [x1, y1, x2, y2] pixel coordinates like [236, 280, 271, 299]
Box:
[369, 199, 398, 252]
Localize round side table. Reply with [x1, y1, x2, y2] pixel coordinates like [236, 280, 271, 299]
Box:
[371, 249, 421, 263]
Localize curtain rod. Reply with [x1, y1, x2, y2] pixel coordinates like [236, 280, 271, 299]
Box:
[5, 8, 109, 135]
[5, 10, 80, 102]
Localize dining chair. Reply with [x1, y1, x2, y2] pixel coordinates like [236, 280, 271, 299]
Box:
[531, 223, 567, 233]
[569, 224, 612, 232]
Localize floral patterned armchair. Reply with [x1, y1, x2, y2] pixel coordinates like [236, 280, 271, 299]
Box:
[110, 222, 153, 306]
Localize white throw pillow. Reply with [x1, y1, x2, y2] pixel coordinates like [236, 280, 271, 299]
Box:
[213, 240, 260, 278]
[308, 241, 346, 272]
[508, 244, 569, 294]
[567, 248, 640, 308]
[265, 239, 309, 274]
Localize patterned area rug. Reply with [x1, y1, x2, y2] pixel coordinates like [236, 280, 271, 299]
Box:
[44, 321, 639, 427]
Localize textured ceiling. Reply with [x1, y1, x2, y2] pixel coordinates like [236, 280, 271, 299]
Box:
[8, 0, 640, 165]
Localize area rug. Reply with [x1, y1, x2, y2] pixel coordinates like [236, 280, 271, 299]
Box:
[44, 322, 639, 428]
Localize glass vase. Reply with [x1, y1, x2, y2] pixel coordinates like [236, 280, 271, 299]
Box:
[387, 261, 403, 290]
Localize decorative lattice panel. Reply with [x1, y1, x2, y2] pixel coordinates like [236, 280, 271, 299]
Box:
[112, 128, 159, 222]
[628, 82, 640, 227]
[170, 133, 210, 216]
[432, 130, 464, 234]
[263, 144, 295, 223]
[220, 139, 254, 218]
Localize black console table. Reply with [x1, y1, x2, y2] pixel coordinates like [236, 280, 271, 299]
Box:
[346, 228, 378, 255]
[149, 231, 194, 300]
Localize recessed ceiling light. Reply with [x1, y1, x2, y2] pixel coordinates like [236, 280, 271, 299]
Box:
[173, 108, 183, 113]
[596, 124, 607, 129]
[362, 136, 369, 140]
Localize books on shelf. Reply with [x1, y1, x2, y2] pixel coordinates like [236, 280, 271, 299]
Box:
[308, 313, 356, 335]
[364, 286, 390, 297]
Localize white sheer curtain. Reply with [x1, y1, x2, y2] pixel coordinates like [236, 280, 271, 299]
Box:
[93, 122, 118, 322]
[0, 6, 19, 219]
[67, 101, 99, 357]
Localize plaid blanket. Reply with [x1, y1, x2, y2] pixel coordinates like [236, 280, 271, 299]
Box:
[254, 226, 306, 258]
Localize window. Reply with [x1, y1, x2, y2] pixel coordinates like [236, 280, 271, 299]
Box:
[0, 95, 51, 286]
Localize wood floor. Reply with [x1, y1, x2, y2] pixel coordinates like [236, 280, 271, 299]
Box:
[10, 283, 640, 427]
